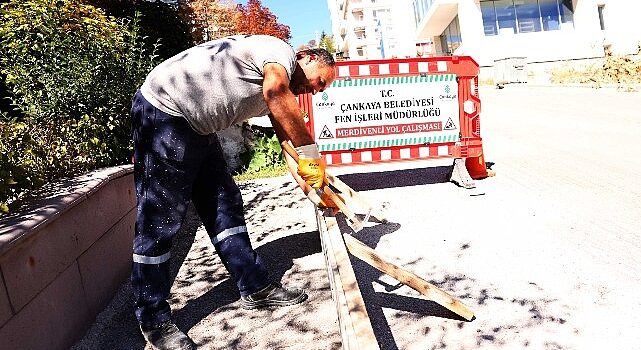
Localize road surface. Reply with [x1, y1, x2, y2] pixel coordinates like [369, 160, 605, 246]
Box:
[73, 85, 641, 349]
[334, 85, 641, 349]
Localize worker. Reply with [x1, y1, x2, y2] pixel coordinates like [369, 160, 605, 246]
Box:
[130, 34, 336, 350]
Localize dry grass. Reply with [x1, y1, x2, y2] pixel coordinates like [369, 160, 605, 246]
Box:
[549, 45, 641, 90]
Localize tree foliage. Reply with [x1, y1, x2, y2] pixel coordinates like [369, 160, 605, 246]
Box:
[0, 0, 294, 213]
[0, 0, 158, 212]
[234, 0, 290, 42]
[319, 31, 336, 54]
[178, 0, 237, 44]
[179, 0, 291, 43]
[85, 0, 193, 60]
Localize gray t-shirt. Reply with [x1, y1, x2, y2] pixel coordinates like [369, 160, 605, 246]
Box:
[140, 35, 296, 135]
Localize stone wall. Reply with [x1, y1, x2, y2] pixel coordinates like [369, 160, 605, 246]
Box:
[0, 165, 136, 350]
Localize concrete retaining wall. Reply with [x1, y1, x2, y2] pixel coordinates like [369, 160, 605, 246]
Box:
[0, 165, 136, 350]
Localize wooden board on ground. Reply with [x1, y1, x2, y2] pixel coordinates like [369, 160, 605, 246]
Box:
[317, 209, 379, 350]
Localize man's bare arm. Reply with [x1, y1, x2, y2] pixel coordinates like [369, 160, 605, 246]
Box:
[262, 63, 315, 147]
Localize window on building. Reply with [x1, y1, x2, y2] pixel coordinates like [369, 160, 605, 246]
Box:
[439, 15, 462, 55]
[495, 0, 517, 34]
[481, 1, 498, 35]
[413, 0, 431, 26]
[480, 0, 574, 35]
[374, 9, 391, 19]
[598, 4, 605, 30]
[559, 0, 574, 26]
[515, 0, 542, 33]
[540, 0, 560, 31]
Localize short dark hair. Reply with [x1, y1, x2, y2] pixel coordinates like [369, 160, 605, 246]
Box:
[296, 48, 336, 67]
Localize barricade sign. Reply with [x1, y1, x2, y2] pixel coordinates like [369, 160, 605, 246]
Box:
[297, 56, 487, 179]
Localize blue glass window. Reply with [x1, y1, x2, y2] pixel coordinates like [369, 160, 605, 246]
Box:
[495, 0, 517, 34]
[516, 0, 542, 33]
[480, 0, 573, 35]
[440, 15, 462, 54]
[539, 0, 560, 31]
[481, 1, 498, 36]
[559, 0, 574, 25]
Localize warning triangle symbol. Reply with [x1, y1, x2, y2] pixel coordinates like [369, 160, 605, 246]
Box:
[444, 117, 457, 130]
[319, 125, 334, 139]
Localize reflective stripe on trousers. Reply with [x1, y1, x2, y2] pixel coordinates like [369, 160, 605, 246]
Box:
[133, 252, 171, 265]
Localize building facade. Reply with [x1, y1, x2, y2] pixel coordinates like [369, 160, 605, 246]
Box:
[329, 0, 641, 79]
[327, 0, 418, 60]
[415, 0, 641, 64]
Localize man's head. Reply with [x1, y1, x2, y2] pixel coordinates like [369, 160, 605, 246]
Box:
[290, 48, 336, 95]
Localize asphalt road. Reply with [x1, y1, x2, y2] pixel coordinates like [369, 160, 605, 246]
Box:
[333, 85, 641, 349]
[72, 85, 641, 350]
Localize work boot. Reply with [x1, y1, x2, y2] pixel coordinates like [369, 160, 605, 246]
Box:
[240, 282, 308, 309]
[140, 320, 197, 350]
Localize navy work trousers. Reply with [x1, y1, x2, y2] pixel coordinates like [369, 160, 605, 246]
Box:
[130, 90, 269, 327]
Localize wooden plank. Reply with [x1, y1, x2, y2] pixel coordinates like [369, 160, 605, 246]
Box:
[325, 173, 387, 223]
[343, 234, 475, 321]
[318, 213, 358, 350]
[317, 210, 380, 350]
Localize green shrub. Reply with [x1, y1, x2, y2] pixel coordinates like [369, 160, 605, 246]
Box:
[242, 131, 285, 174]
[0, 0, 159, 212]
[85, 0, 193, 60]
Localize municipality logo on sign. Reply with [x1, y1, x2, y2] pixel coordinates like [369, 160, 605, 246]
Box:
[315, 91, 335, 109]
[439, 84, 457, 101]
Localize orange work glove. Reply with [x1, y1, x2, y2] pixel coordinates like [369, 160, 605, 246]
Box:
[306, 189, 341, 209]
[296, 144, 326, 189]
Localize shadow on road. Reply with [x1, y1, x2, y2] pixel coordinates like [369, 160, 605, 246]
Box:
[74, 201, 326, 349]
[338, 165, 453, 191]
[176, 229, 323, 332]
[336, 214, 470, 350]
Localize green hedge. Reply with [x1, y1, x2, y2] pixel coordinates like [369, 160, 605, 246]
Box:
[0, 0, 159, 213]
